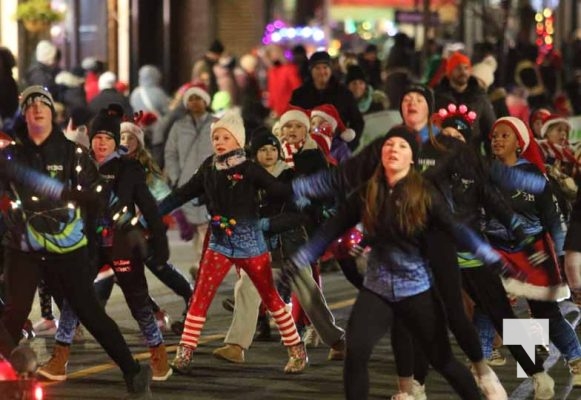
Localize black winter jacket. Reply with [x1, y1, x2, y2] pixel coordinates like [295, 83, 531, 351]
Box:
[434, 77, 497, 154]
[290, 77, 365, 150]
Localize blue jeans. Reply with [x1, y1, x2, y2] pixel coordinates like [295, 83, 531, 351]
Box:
[529, 299, 581, 362]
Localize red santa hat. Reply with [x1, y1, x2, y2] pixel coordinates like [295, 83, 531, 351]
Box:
[279, 106, 310, 130]
[540, 113, 571, 138]
[491, 117, 546, 173]
[310, 104, 356, 143]
[182, 83, 211, 108]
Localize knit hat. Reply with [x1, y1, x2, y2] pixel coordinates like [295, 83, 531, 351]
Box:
[35, 40, 57, 65]
[433, 103, 478, 142]
[209, 39, 225, 54]
[529, 108, 552, 132]
[250, 132, 282, 159]
[98, 71, 117, 91]
[211, 109, 245, 147]
[309, 51, 331, 69]
[90, 103, 124, 147]
[383, 125, 419, 166]
[279, 107, 310, 131]
[471, 55, 497, 89]
[19, 85, 56, 115]
[540, 114, 571, 138]
[310, 104, 356, 142]
[400, 84, 435, 116]
[120, 121, 145, 148]
[345, 65, 367, 85]
[182, 83, 211, 108]
[446, 52, 472, 77]
[491, 116, 546, 173]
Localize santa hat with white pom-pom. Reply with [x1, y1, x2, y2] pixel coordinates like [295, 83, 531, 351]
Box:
[310, 104, 356, 143]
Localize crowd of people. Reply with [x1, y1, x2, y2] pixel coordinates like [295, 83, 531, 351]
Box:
[1, 32, 581, 399]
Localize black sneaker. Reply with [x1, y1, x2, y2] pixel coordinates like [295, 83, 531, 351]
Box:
[254, 315, 271, 341]
[222, 298, 234, 313]
[124, 362, 152, 399]
[170, 320, 184, 336]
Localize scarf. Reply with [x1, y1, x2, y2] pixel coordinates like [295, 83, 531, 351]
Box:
[214, 148, 247, 170]
[357, 85, 374, 113]
[282, 139, 305, 168]
[538, 140, 579, 165]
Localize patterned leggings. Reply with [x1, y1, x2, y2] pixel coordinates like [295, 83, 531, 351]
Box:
[180, 249, 300, 349]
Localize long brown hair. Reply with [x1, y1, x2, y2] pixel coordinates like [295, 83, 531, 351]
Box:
[131, 145, 165, 185]
[361, 164, 431, 237]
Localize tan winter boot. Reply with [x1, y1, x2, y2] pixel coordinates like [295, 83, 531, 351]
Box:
[532, 371, 555, 400]
[170, 344, 196, 374]
[213, 344, 245, 363]
[569, 358, 581, 387]
[150, 343, 172, 381]
[37, 343, 70, 381]
[284, 342, 308, 374]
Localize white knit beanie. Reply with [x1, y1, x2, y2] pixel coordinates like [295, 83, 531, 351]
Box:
[98, 71, 117, 91]
[36, 40, 57, 65]
[211, 109, 245, 147]
[471, 56, 497, 89]
[120, 121, 145, 148]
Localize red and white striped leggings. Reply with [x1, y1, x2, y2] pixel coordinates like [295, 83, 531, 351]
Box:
[180, 249, 301, 349]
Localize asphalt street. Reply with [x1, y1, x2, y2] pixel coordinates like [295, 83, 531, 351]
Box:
[22, 230, 581, 399]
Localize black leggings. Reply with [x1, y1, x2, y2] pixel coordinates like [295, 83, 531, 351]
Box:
[392, 228, 483, 383]
[344, 288, 480, 400]
[462, 266, 546, 375]
[0, 247, 139, 375]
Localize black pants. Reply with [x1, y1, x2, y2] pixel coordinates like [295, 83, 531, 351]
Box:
[145, 260, 192, 307]
[0, 247, 138, 375]
[344, 288, 480, 400]
[392, 228, 483, 383]
[462, 266, 546, 375]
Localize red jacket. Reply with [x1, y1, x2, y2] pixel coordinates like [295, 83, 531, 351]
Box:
[267, 63, 301, 117]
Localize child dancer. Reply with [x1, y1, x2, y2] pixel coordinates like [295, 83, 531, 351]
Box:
[119, 119, 193, 331]
[158, 110, 307, 374]
[38, 104, 172, 382]
[289, 125, 507, 399]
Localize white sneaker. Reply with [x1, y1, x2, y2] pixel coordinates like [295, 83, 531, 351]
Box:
[478, 369, 507, 400]
[303, 325, 321, 348]
[532, 372, 555, 400]
[33, 318, 58, 333]
[411, 380, 427, 400]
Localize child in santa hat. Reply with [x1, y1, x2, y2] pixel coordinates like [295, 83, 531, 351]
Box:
[487, 116, 581, 393]
[310, 104, 355, 164]
[536, 113, 579, 218]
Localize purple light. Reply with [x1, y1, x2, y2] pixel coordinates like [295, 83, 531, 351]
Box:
[274, 20, 284, 29]
[266, 24, 275, 32]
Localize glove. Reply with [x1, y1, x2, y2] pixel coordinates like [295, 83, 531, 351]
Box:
[293, 194, 311, 210]
[258, 218, 270, 232]
[172, 209, 194, 241]
[489, 258, 528, 282]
